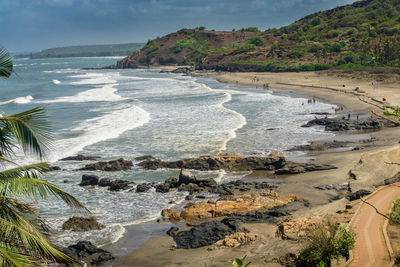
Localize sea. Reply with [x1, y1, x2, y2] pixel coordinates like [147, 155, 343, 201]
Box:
[0, 57, 336, 248]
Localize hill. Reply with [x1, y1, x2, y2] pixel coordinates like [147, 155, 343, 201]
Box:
[117, 0, 400, 72]
[17, 43, 145, 59]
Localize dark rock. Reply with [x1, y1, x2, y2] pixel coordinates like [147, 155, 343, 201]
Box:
[91, 252, 115, 266]
[275, 163, 337, 175]
[135, 155, 156, 161]
[167, 226, 179, 237]
[47, 166, 61, 171]
[63, 241, 104, 259]
[165, 177, 179, 188]
[301, 117, 382, 131]
[172, 220, 239, 249]
[347, 189, 372, 201]
[98, 178, 112, 187]
[346, 204, 352, 209]
[156, 183, 171, 193]
[63, 180, 68, 183]
[62, 216, 105, 232]
[136, 183, 153, 192]
[288, 140, 350, 152]
[384, 172, 400, 185]
[178, 169, 197, 185]
[79, 158, 133, 171]
[79, 174, 99, 186]
[108, 180, 133, 191]
[61, 154, 100, 161]
[185, 195, 194, 201]
[349, 170, 357, 180]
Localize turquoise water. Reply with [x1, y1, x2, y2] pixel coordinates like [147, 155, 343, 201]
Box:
[0, 57, 335, 247]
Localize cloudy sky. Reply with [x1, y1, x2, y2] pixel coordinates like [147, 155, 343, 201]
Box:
[1, 0, 355, 52]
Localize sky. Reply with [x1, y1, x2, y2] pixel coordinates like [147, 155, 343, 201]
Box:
[1, 0, 355, 53]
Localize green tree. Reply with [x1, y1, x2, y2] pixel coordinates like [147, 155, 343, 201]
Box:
[0, 46, 87, 266]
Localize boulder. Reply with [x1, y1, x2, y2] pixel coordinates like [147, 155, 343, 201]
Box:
[178, 169, 197, 185]
[79, 175, 99, 186]
[91, 252, 115, 266]
[161, 209, 181, 223]
[62, 216, 105, 232]
[136, 183, 153, 192]
[347, 189, 372, 201]
[79, 158, 133, 171]
[63, 241, 104, 259]
[98, 178, 112, 187]
[108, 180, 133, 191]
[61, 154, 100, 161]
[155, 183, 171, 193]
[62, 241, 114, 265]
[47, 166, 61, 172]
[215, 232, 261, 248]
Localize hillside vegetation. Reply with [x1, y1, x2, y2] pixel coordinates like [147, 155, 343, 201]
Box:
[118, 0, 400, 72]
[17, 43, 144, 59]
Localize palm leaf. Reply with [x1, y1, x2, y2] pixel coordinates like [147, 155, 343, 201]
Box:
[0, 244, 34, 267]
[0, 165, 87, 210]
[0, 218, 76, 266]
[0, 46, 13, 78]
[0, 106, 53, 158]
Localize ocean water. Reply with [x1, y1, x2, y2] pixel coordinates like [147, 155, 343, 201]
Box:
[0, 57, 336, 247]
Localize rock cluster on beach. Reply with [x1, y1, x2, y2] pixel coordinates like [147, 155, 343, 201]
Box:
[62, 216, 105, 232]
[301, 117, 383, 131]
[275, 216, 321, 240]
[79, 158, 133, 171]
[168, 204, 296, 249]
[136, 152, 337, 174]
[162, 189, 302, 222]
[79, 174, 134, 191]
[62, 241, 114, 266]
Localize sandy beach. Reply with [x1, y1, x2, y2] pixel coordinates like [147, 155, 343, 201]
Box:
[113, 70, 400, 267]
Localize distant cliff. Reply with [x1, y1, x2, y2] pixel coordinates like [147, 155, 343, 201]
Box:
[117, 0, 400, 72]
[16, 43, 145, 59]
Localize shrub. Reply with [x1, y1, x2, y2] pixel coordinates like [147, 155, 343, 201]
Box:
[297, 221, 356, 266]
[388, 198, 400, 224]
[311, 16, 322, 26]
[281, 33, 288, 40]
[239, 27, 260, 32]
[246, 35, 264, 46]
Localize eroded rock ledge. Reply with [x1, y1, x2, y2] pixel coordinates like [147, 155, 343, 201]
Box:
[136, 152, 336, 174]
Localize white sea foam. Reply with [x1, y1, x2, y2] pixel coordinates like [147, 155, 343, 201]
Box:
[0, 95, 34, 105]
[50, 105, 150, 162]
[40, 72, 124, 103]
[199, 83, 247, 152]
[52, 79, 61, 84]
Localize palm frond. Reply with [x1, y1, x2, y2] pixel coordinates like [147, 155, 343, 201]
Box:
[0, 218, 76, 266]
[0, 244, 34, 267]
[0, 127, 17, 157]
[0, 46, 13, 78]
[0, 106, 53, 158]
[0, 164, 87, 210]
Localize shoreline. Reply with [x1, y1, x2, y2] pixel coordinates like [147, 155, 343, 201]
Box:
[110, 69, 400, 266]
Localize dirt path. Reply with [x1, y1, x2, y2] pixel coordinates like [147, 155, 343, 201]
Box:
[347, 183, 400, 267]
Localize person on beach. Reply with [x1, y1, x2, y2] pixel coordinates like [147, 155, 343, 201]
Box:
[348, 113, 351, 120]
[312, 98, 316, 103]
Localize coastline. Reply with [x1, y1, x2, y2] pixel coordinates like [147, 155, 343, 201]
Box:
[112, 69, 400, 267]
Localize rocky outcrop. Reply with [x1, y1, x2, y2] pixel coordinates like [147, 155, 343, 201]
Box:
[274, 162, 337, 175]
[62, 241, 114, 266]
[275, 216, 321, 240]
[109, 180, 134, 191]
[347, 189, 372, 201]
[161, 209, 181, 223]
[215, 232, 261, 248]
[137, 153, 336, 176]
[61, 154, 100, 161]
[79, 175, 99, 186]
[137, 152, 286, 171]
[136, 183, 153, 192]
[79, 158, 133, 171]
[62, 217, 105, 232]
[301, 118, 382, 131]
[98, 178, 111, 187]
[171, 217, 242, 249]
[162, 190, 300, 222]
